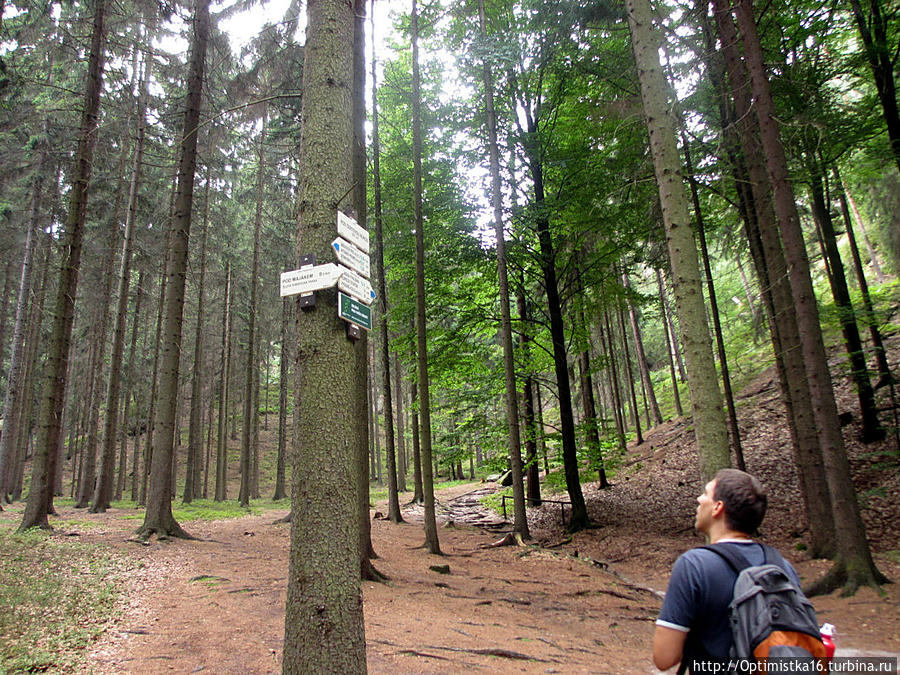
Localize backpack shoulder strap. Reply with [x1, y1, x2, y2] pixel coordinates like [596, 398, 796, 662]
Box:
[699, 543, 753, 574]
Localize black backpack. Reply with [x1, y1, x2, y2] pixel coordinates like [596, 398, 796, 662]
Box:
[703, 543, 827, 666]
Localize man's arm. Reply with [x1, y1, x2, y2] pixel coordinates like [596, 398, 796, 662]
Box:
[653, 624, 687, 671]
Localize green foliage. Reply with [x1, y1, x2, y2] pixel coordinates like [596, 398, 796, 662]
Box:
[480, 485, 513, 515]
[111, 498, 285, 521]
[0, 528, 135, 672]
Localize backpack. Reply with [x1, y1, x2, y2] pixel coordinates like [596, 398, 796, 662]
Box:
[703, 543, 827, 666]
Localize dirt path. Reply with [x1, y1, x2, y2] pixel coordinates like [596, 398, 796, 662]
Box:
[73, 480, 900, 674]
[79, 484, 659, 673]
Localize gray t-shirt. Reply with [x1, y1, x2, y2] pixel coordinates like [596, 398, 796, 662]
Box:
[656, 540, 801, 668]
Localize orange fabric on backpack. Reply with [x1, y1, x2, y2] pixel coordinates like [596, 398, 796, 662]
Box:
[753, 630, 828, 664]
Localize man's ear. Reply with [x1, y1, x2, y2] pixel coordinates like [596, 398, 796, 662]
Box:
[711, 500, 725, 519]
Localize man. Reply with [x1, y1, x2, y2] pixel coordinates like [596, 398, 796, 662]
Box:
[653, 468, 805, 672]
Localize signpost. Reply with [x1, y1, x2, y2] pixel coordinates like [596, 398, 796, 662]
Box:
[338, 292, 372, 331]
[337, 211, 370, 254]
[280, 263, 342, 297]
[282, 212, 374, 340]
[337, 267, 375, 305]
[332, 237, 371, 278]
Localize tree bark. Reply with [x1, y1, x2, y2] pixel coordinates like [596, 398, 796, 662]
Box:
[733, 0, 885, 592]
[0, 148, 43, 501]
[240, 107, 267, 508]
[183, 165, 211, 503]
[215, 262, 231, 502]
[273, 297, 289, 501]
[479, 0, 528, 539]
[710, 0, 836, 558]
[516, 283, 541, 507]
[622, 272, 663, 426]
[411, 0, 441, 554]
[808, 164, 882, 441]
[20, 0, 107, 530]
[626, 0, 730, 481]
[370, 0, 401, 522]
[393, 352, 407, 493]
[849, 0, 900, 173]
[282, 0, 367, 668]
[124, 271, 145, 502]
[136, 0, 210, 540]
[410, 367, 424, 504]
[656, 268, 683, 417]
[602, 311, 628, 455]
[578, 306, 608, 488]
[92, 67, 148, 512]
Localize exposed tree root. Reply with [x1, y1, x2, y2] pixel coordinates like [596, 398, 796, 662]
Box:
[804, 559, 890, 597]
[134, 521, 197, 542]
[396, 649, 450, 661]
[272, 512, 292, 524]
[425, 645, 552, 662]
[361, 558, 389, 582]
[482, 531, 527, 548]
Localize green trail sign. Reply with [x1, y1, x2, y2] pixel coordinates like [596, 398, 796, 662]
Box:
[338, 292, 372, 331]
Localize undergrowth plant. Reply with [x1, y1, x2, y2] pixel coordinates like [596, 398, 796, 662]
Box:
[0, 527, 136, 672]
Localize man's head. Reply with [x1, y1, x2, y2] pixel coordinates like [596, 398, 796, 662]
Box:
[695, 469, 767, 537]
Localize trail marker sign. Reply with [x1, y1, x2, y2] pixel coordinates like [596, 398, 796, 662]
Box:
[332, 237, 371, 278]
[337, 211, 370, 254]
[337, 267, 376, 305]
[338, 292, 372, 331]
[280, 263, 341, 297]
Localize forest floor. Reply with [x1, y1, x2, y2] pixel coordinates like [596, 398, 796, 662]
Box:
[4, 340, 900, 673]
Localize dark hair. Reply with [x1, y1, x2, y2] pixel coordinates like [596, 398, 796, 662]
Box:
[713, 468, 767, 535]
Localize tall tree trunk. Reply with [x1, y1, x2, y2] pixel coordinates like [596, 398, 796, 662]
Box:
[516, 284, 541, 507]
[141, 260, 166, 505]
[411, 0, 441, 554]
[626, 0, 730, 481]
[19, 0, 107, 531]
[215, 262, 231, 502]
[370, 3, 400, 516]
[616, 297, 643, 444]
[273, 297, 289, 501]
[0, 258, 13, 389]
[656, 268, 683, 417]
[13, 233, 52, 501]
[352, 0, 380, 581]
[479, 0, 528, 539]
[0, 148, 44, 501]
[136, 0, 210, 540]
[92, 68, 149, 512]
[578, 307, 608, 488]
[282, 0, 367, 668]
[843, 186, 885, 282]
[622, 272, 663, 426]
[710, 0, 835, 558]
[733, 0, 885, 593]
[184, 166, 211, 503]
[393, 352, 407, 493]
[240, 108, 267, 508]
[521, 119, 588, 529]
[833, 166, 894, 387]
[808, 164, 882, 441]
[849, 0, 900, 173]
[683, 136, 745, 468]
[126, 271, 145, 502]
[602, 311, 628, 455]
[410, 364, 423, 504]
